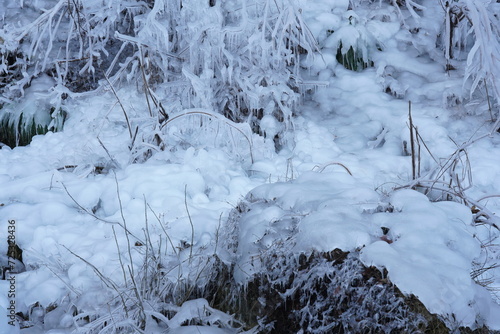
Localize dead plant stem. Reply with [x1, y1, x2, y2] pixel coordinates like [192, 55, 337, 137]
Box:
[63, 245, 130, 318]
[408, 101, 416, 182]
[112, 225, 129, 291]
[184, 185, 195, 263]
[104, 73, 133, 139]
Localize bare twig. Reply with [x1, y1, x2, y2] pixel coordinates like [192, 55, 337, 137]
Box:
[14, 0, 65, 43]
[414, 128, 439, 165]
[184, 185, 195, 263]
[477, 194, 500, 202]
[131, 125, 140, 148]
[396, 179, 499, 230]
[160, 109, 254, 163]
[61, 180, 144, 241]
[104, 73, 133, 140]
[484, 79, 494, 123]
[313, 162, 353, 175]
[113, 171, 137, 281]
[139, 49, 154, 118]
[415, 126, 421, 178]
[127, 264, 146, 327]
[113, 172, 147, 327]
[143, 196, 155, 255]
[45, 265, 81, 297]
[408, 101, 416, 182]
[60, 182, 119, 225]
[63, 245, 129, 318]
[97, 136, 120, 168]
[214, 213, 223, 255]
[147, 204, 178, 257]
[114, 32, 185, 60]
[112, 226, 129, 290]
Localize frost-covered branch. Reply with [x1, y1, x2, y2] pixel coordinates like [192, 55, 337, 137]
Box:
[463, 0, 500, 106]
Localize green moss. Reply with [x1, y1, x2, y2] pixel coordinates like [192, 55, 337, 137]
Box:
[0, 113, 49, 148]
[0, 118, 15, 148]
[336, 41, 374, 71]
[0, 106, 65, 148]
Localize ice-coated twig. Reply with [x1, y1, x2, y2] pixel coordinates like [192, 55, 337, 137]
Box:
[161, 109, 255, 163]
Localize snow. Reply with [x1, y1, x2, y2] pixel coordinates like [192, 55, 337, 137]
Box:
[1, 0, 500, 333]
[360, 190, 486, 325]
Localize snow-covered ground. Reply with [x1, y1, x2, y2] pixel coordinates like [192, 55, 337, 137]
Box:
[1, 0, 500, 333]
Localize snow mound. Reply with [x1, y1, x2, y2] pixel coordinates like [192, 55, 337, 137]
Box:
[229, 172, 500, 329]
